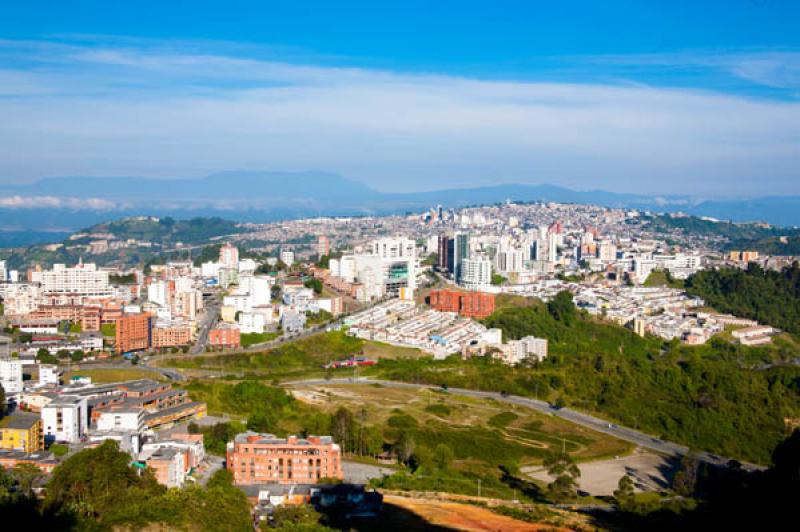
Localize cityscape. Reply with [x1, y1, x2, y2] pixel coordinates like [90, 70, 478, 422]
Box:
[1, 2, 799, 531]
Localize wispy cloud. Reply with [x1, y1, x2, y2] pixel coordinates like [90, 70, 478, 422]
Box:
[0, 38, 798, 196]
[0, 195, 118, 210]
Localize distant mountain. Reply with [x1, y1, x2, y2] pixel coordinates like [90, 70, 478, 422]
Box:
[1, 171, 798, 247]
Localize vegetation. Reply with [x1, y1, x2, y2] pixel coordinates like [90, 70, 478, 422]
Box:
[371, 294, 800, 464]
[644, 269, 684, 288]
[306, 309, 334, 327]
[240, 331, 280, 347]
[304, 277, 323, 294]
[100, 323, 116, 337]
[686, 262, 800, 335]
[491, 273, 506, 286]
[108, 273, 137, 284]
[543, 451, 581, 501]
[165, 331, 365, 378]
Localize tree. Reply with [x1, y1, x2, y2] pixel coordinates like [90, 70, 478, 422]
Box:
[70, 350, 84, 362]
[614, 474, 635, 508]
[547, 290, 575, 324]
[433, 443, 454, 471]
[45, 440, 164, 523]
[12, 463, 43, 498]
[544, 451, 580, 501]
[395, 433, 416, 466]
[304, 278, 323, 295]
[331, 407, 354, 453]
[491, 273, 506, 286]
[0, 382, 5, 417]
[672, 453, 699, 496]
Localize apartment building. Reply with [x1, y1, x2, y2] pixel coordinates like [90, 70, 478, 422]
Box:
[429, 289, 495, 319]
[116, 313, 152, 353]
[42, 395, 89, 443]
[37, 262, 114, 303]
[0, 357, 23, 395]
[209, 323, 241, 349]
[227, 432, 343, 485]
[0, 412, 43, 452]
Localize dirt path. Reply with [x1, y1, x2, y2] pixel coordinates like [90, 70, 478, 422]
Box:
[384, 495, 568, 532]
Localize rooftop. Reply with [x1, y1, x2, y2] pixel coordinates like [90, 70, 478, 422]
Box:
[0, 411, 40, 430]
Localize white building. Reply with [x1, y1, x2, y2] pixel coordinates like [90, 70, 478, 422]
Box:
[38, 262, 113, 298]
[280, 250, 295, 267]
[96, 408, 145, 433]
[42, 395, 89, 443]
[38, 364, 60, 386]
[0, 357, 23, 395]
[147, 281, 169, 307]
[460, 256, 492, 291]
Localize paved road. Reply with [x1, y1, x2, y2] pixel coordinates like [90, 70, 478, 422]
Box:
[189, 298, 222, 355]
[286, 377, 763, 471]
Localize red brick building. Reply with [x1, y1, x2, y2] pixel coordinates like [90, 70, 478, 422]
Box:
[209, 324, 240, 349]
[116, 313, 152, 353]
[227, 432, 342, 485]
[429, 289, 495, 319]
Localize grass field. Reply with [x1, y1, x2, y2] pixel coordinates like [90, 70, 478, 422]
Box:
[63, 367, 165, 383]
[290, 383, 632, 465]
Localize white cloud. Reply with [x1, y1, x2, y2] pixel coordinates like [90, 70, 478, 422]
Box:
[0, 39, 798, 195]
[0, 195, 118, 210]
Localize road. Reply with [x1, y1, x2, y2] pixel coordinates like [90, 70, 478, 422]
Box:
[189, 297, 221, 355]
[285, 377, 763, 471]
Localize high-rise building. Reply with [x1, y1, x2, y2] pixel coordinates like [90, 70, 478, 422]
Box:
[219, 243, 239, 270]
[116, 313, 152, 353]
[460, 256, 492, 291]
[280, 250, 295, 267]
[37, 262, 113, 301]
[317, 236, 330, 257]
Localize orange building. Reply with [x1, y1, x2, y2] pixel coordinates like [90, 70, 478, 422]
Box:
[209, 324, 241, 349]
[227, 432, 343, 485]
[151, 323, 193, 349]
[28, 305, 101, 331]
[115, 313, 152, 353]
[429, 289, 495, 319]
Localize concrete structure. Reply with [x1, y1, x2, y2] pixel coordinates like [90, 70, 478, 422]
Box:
[38, 364, 60, 386]
[227, 432, 343, 485]
[141, 447, 186, 488]
[0, 357, 23, 395]
[280, 250, 295, 267]
[219, 243, 240, 270]
[460, 256, 492, 291]
[42, 395, 89, 443]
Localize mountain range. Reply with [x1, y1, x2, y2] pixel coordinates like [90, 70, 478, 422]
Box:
[1, 171, 799, 247]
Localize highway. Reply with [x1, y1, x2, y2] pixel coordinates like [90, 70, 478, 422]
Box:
[285, 377, 763, 471]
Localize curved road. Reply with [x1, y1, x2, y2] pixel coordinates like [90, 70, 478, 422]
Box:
[285, 377, 763, 471]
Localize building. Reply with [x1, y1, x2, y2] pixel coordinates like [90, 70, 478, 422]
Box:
[280, 250, 295, 267]
[209, 324, 241, 349]
[116, 313, 152, 353]
[219, 243, 240, 270]
[151, 321, 193, 349]
[38, 364, 60, 386]
[317, 235, 330, 257]
[37, 261, 113, 301]
[0, 412, 43, 452]
[140, 447, 186, 488]
[96, 407, 145, 433]
[429, 289, 496, 319]
[460, 256, 492, 291]
[42, 395, 89, 443]
[0, 357, 23, 395]
[227, 432, 343, 485]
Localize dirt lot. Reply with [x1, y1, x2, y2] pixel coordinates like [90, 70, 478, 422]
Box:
[522, 449, 678, 496]
[383, 495, 568, 532]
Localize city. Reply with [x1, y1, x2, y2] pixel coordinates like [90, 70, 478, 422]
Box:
[1, 2, 799, 531]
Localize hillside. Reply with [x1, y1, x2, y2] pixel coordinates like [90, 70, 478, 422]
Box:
[375, 296, 800, 464]
[685, 263, 800, 335]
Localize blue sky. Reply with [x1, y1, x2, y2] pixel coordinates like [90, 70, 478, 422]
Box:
[0, 0, 799, 197]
